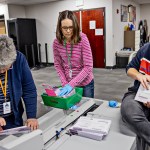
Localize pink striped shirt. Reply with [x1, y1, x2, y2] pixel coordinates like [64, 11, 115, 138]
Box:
[53, 33, 94, 88]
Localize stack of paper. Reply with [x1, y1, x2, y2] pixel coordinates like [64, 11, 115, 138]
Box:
[57, 89, 76, 98]
[42, 84, 57, 96]
[134, 83, 150, 103]
[0, 126, 31, 136]
[42, 83, 75, 98]
[69, 116, 111, 141]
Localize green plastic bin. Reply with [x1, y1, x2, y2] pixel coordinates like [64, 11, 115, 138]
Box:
[41, 87, 83, 110]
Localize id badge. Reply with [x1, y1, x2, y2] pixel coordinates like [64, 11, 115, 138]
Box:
[69, 69, 72, 78]
[3, 102, 11, 114]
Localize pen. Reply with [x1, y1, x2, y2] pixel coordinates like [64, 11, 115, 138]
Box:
[55, 128, 64, 139]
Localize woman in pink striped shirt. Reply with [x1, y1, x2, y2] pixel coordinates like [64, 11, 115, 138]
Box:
[53, 10, 94, 98]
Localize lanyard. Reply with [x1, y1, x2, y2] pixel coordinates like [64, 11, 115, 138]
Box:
[64, 39, 73, 70]
[0, 71, 7, 102]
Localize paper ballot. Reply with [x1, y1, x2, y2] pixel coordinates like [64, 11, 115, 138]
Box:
[77, 130, 104, 141]
[134, 83, 150, 103]
[42, 84, 75, 98]
[69, 116, 111, 141]
[0, 126, 31, 136]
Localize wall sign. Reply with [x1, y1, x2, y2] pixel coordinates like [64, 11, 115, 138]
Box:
[121, 5, 128, 22]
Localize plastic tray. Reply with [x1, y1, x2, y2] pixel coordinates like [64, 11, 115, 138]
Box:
[41, 87, 83, 110]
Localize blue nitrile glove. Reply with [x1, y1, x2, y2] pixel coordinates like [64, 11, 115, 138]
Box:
[58, 84, 73, 97]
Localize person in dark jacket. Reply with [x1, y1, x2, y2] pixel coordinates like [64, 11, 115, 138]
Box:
[121, 43, 150, 150]
[0, 35, 38, 130]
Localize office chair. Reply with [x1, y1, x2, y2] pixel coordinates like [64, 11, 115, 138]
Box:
[128, 51, 137, 64]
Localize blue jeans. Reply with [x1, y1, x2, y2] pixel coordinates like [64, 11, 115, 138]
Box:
[80, 79, 94, 98]
[121, 91, 150, 150]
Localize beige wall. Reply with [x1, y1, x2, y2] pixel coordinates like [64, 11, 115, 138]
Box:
[140, 4, 150, 38]
[8, 5, 26, 18]
[25, 0, 114, 66]
[112, 0, 140, 60]
[0, 0, 142, 66]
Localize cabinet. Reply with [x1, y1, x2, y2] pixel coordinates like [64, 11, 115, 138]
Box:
[0, 15, 6, 34]
[124, 30, 140, 51]
[7, 18, 38, 67]
[0, 21, 6, 34]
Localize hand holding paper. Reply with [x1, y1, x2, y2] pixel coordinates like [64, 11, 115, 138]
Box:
[144, 102, 150, 108]
[136, 73, 150, 90]
[25, 119, 38, 131]
[0, 117, 6, 127]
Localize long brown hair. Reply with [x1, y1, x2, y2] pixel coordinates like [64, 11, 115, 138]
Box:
[56, 10, 81, 44]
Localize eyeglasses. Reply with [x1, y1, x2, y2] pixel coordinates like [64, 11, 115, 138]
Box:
[61, 26, 73, 31]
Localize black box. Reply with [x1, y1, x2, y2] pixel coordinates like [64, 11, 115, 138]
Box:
[116, 56, 128, 68]
[7, 18, 38, 68]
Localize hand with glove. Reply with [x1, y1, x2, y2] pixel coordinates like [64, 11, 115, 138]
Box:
[58, 84, 73, 97]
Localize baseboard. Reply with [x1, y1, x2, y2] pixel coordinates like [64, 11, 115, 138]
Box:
[41, 62, 54, 66]
[105, 65, 116, 69]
